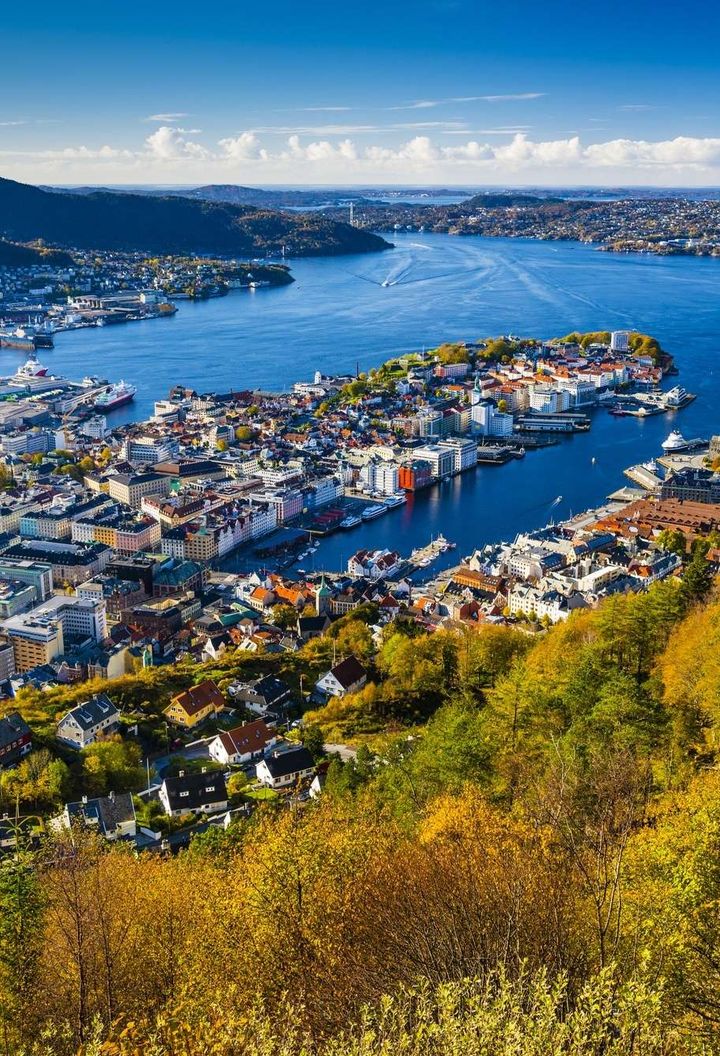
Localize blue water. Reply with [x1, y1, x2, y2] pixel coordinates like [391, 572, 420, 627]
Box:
[10, 233, 719, 572]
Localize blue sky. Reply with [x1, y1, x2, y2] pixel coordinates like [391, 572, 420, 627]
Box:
[3, 0, 720, 185]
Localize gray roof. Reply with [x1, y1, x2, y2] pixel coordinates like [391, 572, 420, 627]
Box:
[262, 746, 314, 779]
[63, 694, 119, 731]
[162, 770, 228, 811]
[66, 792, 135, 836]
[0, 712, 30, 750]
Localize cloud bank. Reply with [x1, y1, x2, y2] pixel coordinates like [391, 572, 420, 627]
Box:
[3, 127, 720, 185]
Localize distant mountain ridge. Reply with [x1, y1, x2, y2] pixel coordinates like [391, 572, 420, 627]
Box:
[0, 177, 391, 257]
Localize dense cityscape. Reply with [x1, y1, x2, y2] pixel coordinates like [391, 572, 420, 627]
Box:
[5, 1, 720, 1053]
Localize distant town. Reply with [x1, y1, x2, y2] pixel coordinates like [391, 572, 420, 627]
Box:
[343, 193, 720, 256]
[0, 250, 292, 350]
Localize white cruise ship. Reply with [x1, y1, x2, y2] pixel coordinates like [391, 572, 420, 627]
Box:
[661, 429, 705, 452]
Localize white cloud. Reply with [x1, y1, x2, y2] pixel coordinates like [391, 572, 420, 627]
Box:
[583, 136, 720, 167]
[218, 132, 267, 161]
[145, 112, 190, 122]
[6, 129, 720, 185]
[454, 93, 545, 103]
[145, 126, 208, 161]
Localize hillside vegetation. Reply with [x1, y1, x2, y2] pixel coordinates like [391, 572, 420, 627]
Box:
[0, 177, 392, 257]
[3, 579, 720, 1053]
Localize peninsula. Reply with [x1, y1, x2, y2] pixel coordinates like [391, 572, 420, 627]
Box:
[0, 177, 392, 258]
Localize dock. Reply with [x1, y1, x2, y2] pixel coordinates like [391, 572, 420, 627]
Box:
[476, 444, 518, 464]
[514, 412, 590, 434]
[624, 463, 663, 490]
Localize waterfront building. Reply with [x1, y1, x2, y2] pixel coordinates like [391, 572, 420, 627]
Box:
[414, 444, 456, 479]
[438, 437, 478, 473]
[246, 488, 302, 524]
[347, 548, 402, 580]
[529, 386, 571, 414]
[660, 467, 720, 504]
[398, 459, 433, 491]
[471, 399, 513, 437]
[359, 459, 399, 495]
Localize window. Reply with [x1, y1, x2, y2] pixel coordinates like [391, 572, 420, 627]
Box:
[206, 786, 215, 792]
[179, 791, 189, 798]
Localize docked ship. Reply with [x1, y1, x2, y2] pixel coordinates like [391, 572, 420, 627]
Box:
[340, 514, 362, 529]
[15, 355, 50, 379]
[0, 323, 54, 352]
[643, 386, 696, 410]
[92, 380, 137, 412]
[383, 493, 407, 508]
[661, 429, 706, 452]
[361, 503, 388, 521]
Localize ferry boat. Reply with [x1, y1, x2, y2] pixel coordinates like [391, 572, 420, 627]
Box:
[361, 504, 388, 521]
[661, 429, 706, 452]
[92, 380, 137, 412]
[383, 493, 406, 508]
[340, 514, 362, 530]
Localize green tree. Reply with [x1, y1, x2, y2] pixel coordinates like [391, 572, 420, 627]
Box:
[81, 737, 145, 797]
[681, 545, 715, 606]
[272, 604, 298, 630]
[656, 528, 686, 557]
[0, 846, 44, 1049]
[302, 723, 326, 762]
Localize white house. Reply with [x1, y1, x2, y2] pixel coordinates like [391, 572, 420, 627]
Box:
[56, 695, 120, 749]
[315, 655, 368, 699]
[255, 745, 315, 789]
[208, 718, 277, 766]
[159, 770, 228, 816]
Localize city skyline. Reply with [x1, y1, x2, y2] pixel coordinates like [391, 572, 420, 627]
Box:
[4, 0, 720, 186]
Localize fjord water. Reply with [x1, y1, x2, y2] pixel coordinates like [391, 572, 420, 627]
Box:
[13, 233, 720, 568]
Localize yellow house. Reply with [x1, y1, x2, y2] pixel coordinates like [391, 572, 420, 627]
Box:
[164, 679, 226, 729]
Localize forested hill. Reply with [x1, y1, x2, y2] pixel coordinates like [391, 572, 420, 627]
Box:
[0, 177, 392, 256]
[459, 191, 563, 209]
[0, 238, 74, 267]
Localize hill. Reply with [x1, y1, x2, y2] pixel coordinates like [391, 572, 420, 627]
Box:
[460, 191, 562, 209]
[0, 177, 391, 257]
[0, 238, 74, 267]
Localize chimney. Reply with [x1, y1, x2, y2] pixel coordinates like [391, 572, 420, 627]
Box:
[178, 770, 185, 778]
[82, 796, 88, 805]
[108, 790, 115, 802]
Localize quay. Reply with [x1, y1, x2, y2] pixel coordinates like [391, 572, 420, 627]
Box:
[624, 462, 663, 490]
